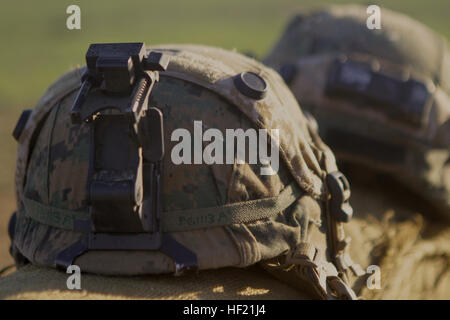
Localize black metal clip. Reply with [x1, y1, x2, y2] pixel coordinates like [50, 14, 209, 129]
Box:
[326, 171, 353, 223]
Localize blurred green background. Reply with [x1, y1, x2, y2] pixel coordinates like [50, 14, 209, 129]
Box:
[0, 0, 449, 270]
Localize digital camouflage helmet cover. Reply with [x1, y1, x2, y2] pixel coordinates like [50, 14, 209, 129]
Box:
[264, 5, 450, 220]
[9, 43, 363, 299]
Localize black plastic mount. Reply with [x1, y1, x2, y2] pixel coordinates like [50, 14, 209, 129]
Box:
[70, 42, 169, 125]
[69, 42, 169, 237]
[59, 42, 198, 275]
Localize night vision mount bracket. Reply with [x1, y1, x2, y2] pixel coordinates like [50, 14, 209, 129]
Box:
[56, 42, 198, 274]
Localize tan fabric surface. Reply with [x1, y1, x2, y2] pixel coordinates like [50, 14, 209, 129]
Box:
[345, 166, 450, 300]
[0, 265, 308, 300]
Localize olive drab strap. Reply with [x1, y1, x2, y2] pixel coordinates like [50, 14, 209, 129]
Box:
[55, 42, 198, 275]
[21, 181, 305, 232]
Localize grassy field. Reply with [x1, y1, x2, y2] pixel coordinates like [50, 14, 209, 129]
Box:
[0, 0, 449, 270]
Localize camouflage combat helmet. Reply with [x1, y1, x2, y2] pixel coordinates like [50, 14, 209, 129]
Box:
[9, 43, 363, 299]
[264, 5, 450, 220]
